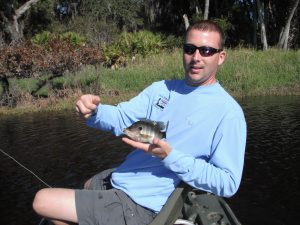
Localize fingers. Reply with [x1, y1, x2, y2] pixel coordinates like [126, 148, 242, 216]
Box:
[91, 95, 101, 105]
[76, 94, 100, 119]
[122, 137, 171, 159]
[122, 137, 150, 151]
[152, 137, 161, 145]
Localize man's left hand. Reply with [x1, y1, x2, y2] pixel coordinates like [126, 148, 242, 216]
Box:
[122, 137, 172, 159]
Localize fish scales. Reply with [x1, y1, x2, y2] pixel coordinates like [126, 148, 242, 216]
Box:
[123, 120, 166, 143]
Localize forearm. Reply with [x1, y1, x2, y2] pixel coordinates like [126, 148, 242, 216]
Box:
[86, 104, 128, 135]
[86, 84, 155, 135]
[162, 149, 242, 197]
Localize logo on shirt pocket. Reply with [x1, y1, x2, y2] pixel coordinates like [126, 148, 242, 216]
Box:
[154, 96, 169, 111]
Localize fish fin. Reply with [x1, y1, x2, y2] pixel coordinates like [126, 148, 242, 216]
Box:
[155, 120, 169, 132]
[161, 131, 166, 139]
[163, 121, 169, 132]
[140, 118, 167, 131]
[140, 118, 156, 124]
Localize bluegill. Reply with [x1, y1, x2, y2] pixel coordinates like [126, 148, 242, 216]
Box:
[123, 120, 167, 143]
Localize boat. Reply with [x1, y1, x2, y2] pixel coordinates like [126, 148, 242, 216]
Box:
[39, 184, 241, 225]
[149, 183, 241, 225]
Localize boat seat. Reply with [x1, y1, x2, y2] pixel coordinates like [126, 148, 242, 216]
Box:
[149, 184, 242, 225]
[148, 182, 191, 225]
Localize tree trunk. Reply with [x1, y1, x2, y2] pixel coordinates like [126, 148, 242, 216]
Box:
[277, 0, 300, 50]
[256, 0, 268, 50]
[244, 0, 258, 47]
[0, 76, 9, 95]
[0, 0, 40, 45]
[183, 14, 189, 30]
[204, 0, 210, 20]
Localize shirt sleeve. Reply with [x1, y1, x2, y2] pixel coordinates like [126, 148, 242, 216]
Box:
[86, 83, 157, 136]
[162, 115, 247, 197]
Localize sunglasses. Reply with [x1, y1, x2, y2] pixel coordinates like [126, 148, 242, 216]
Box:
[183, 43, 223, 57]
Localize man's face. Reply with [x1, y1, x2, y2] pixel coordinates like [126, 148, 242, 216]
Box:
[183, 29, 226, 86]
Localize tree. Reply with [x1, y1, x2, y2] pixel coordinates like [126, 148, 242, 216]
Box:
[277, 0, 300, 50]
[0, 0, 41, 45]
[183, 14, 189, 30]
[204, 0, 210, 19]
[256, 0, 268, 50]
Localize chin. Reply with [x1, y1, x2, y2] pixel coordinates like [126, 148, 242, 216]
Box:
[185, 77, 203, 86]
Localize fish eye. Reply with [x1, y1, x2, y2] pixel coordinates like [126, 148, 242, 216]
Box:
[138, 126, 143, 130]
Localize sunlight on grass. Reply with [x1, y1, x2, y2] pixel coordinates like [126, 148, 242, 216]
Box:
[2, 48, 300, 114]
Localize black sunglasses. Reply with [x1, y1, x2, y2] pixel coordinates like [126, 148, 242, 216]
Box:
[183, 43, 223, 57]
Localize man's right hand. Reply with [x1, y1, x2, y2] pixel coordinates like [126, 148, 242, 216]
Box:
[76, 94, 100, 119]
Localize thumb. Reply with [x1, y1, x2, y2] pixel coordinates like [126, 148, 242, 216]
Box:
[92, 95, 101, 105]
[152, 137, 166, 147]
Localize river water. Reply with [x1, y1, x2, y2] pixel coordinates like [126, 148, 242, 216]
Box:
[0, 96, 299, 225]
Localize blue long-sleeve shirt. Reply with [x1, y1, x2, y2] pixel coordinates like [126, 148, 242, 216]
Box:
[87, 80, 247, 212]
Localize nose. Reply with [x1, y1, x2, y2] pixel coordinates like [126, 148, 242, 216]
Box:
[191, 49, 201, 61]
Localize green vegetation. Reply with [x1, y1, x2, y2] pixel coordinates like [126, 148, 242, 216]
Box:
[31, 31, 86, 47]
[1, 48, 299, 115]
[102, 30, 175, 68]
[219, 48, 300, 96]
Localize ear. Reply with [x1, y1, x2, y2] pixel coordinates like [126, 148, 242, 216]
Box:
[218, 50, 226, 66]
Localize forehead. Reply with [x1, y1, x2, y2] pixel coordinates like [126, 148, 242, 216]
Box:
[186, 29, 221, 48]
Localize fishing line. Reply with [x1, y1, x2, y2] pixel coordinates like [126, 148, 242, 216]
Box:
[0, 147, 52, 188]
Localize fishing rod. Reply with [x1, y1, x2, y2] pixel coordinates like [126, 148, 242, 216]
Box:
[0, 147, 57, 225]
[0, 147, 52, 188]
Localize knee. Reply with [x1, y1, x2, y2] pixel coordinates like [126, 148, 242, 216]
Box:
[84, 178, 92, 189]
[32, 188, 50, 215]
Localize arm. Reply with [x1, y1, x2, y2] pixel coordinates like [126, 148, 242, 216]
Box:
[81, 83, 157, 136]
[123, 116, 246, 197]
[164, 116, 246, 197]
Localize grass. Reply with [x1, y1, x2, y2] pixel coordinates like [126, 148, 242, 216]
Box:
[1, 48, 299, 116]
[219, 48, 300, 96]
[99, 50, 183, 92]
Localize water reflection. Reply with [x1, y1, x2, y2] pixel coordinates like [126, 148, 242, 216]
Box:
[0, 96, 299, 225]
[228, 96, 300, 225]
[0, 111, 131, 225]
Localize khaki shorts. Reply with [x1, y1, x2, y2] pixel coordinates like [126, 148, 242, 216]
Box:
[75, 169, 156, 225]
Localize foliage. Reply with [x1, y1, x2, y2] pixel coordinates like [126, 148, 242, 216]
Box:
[31, 31, 52, 45]
[79, 0, 144, 31]
[102, 30, 165, 68]
[3, 48, 300, 112]
[24, 0, 55, 37]
[162, 35, 184, 50]
[1, 0, 300, 49]
[213, 17, 233, 37]
[60, 32, 86, 47]
[0, 38, 102, 106]
[31, 31, 86, 47]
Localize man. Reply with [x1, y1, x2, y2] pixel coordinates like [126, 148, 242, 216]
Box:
[33, 20, 246, 225]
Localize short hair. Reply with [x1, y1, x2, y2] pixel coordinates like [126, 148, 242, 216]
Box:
[186, 20, 225, 49]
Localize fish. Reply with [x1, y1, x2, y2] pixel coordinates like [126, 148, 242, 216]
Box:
[123, 119, 167, 143]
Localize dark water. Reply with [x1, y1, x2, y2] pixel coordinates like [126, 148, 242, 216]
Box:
[0, 96, 299, 225]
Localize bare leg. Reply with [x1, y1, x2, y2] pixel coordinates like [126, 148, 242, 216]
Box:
[84, 178, 92, 189]
[51, 219, 76, 225]
[50, 219, 76, 225]
[33, 188, 78, 224]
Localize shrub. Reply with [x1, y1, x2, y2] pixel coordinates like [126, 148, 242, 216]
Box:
[102, 30, 165, 68]
[51, 77, 66, 90]
[60, 32, 86, 47]
[31, 31, 52, 45]
[162, 35, 184, 50]
[31, 31, 86, 47]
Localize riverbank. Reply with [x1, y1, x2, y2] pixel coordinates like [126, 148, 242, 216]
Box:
[1, 48, 299, 116]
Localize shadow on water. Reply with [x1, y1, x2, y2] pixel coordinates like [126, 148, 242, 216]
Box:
[0, 111, 132, 225]
[228, 96, 300, 225]
[0, 96, 299, 225]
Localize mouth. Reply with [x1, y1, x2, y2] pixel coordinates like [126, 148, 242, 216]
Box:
[190, 65, 204, 73]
